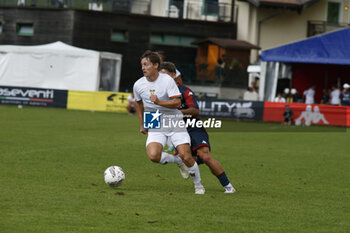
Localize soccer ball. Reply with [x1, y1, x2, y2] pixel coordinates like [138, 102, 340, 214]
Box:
[104, 166, 125, 187]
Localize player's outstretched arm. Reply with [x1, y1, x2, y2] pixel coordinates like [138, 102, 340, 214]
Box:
[180, 107, 199, 117]
[150, 95, 181, 109]
[134, 100, 148, 134]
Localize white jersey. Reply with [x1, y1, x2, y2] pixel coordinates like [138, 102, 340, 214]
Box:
[133, 73, 185, 134]
[274, 97, 286, 103]
[133, 73, 181, 113]
[330, 89, 340, 105]
[304, 89, 315, 104]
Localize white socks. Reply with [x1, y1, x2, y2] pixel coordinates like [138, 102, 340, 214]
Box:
[160, 153, 203, 189]
[160, 152, 182, 165]
[224, 183, 236, 193]
[224, 183, 234, 190]
[187, 162, 203, 188]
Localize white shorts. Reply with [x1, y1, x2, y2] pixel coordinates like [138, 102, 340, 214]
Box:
[146, 131, 191, 148]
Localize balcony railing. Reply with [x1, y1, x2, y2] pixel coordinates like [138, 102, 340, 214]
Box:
[307, 20, 350, 37]
[169, 0, 236, 22]
[0, 0, 236, 23]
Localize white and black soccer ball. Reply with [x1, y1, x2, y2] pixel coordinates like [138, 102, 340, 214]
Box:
[104, 166, 125, 187]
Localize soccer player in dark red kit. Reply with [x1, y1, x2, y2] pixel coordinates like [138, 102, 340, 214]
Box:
[159, 61, 236, 193]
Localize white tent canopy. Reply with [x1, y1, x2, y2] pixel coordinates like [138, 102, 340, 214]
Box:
[0, 41, 122, 92]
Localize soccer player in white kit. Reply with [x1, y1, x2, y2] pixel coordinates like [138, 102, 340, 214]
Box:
[133, 50, 205, 194]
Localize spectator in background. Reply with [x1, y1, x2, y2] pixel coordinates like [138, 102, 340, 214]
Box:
[51, 0, 64, 7]
[243, 82, 259, 101]
[274, 93, 286, 103]
[303, 84, 316, 104]
[283, 104, 293, 125]
[215, 58, 225, 82]
[58, 0, 64, 8]
[321, 88, 330, 104]
[339, 83, 350, 106]
[31, 0, 38, 6]
[290, 88, 301, 103]
[126, 93, 135, 115]
[330, 85, 340, 105]
[18, 0, 38, 6]
[251, 80, 259, 92]
[17, 0, 25, 6]
[285, 88, 298, 103]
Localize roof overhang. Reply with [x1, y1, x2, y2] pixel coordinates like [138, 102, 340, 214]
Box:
[238, 0, 320, 11]
[192, 37, 260, 50]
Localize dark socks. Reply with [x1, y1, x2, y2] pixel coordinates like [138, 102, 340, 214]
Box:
[217, 172, 230, 187]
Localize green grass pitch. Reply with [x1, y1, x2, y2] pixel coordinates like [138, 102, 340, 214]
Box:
[0, 105, 349, 233]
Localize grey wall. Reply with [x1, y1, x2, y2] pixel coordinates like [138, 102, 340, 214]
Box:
[0, 7, 73, 45]
[0, 7, 236, 91]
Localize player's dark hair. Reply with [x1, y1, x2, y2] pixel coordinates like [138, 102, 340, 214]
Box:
[159, 61, 176, 74]
[140, 50, 161, 70]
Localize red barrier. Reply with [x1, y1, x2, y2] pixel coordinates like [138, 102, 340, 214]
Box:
[263, 102, 349, 127]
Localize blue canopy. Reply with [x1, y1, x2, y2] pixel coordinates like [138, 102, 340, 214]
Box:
[260, 27, 350, 65]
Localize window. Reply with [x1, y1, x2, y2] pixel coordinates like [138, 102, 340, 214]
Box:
[327, 2, 341, 24]
[150, 34, 162, 44]
[180, 36, 198, 47]
[111, 0, 130, 12]
[163, 35, 179, 45]
[203, 0, 219, 15]
[169, 0, 184, 18]
[150, 33, 198, 47]
[111, 30, 128, 42]
[17, 23, 34, 36]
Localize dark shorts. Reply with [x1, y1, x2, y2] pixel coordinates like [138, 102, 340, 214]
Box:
[174, 127, 210, 165]
[188, 127, 210, 165]
[188, 127, 211, 152]
[187, 128, 210, 165]
[284, 117, 291, 123]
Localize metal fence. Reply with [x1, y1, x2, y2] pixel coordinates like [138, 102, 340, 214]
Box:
[0, 0, 236, 23]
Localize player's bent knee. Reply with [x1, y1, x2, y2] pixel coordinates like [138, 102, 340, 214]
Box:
[146, 142, 163, 162]
[182, 154, 193, 164]
[178, 152, 194, 166]
[147, 148, 161, 162]
[147, 152, 161, 163]
[197, 150, 211, 164]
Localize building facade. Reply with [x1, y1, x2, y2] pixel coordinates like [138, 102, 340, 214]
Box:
[0, 4, 236, 91]
[236, 0, 350, 63]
